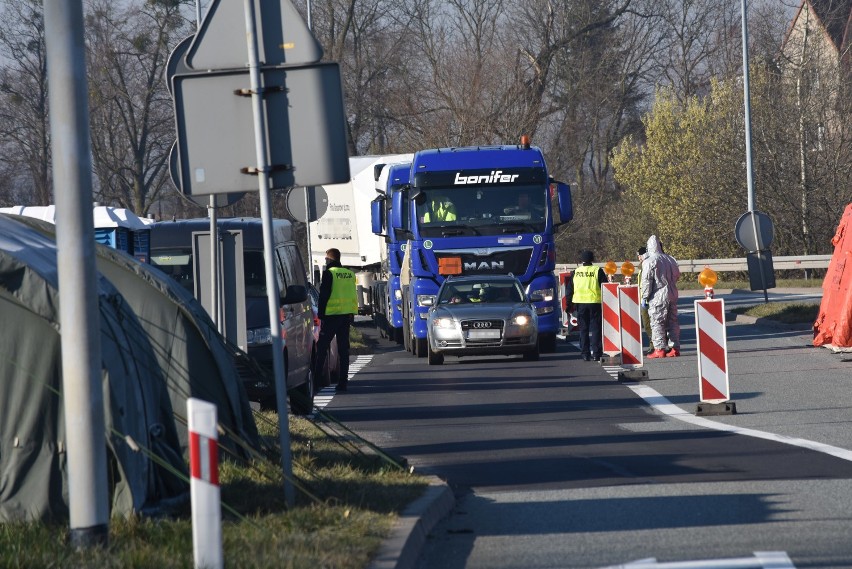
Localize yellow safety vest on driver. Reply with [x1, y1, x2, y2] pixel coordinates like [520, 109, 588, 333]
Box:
[325, 267, 358, 315]
[572, 265, 601, 304]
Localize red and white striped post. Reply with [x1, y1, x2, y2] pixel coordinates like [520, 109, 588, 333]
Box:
[601, 282, 621, 357]
[694, 298, 736, 415]
[188, 398, 223, 569]
[618, 285, 643, 367]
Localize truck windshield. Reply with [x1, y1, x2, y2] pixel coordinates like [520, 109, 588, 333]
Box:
[416, 185, 547, 237]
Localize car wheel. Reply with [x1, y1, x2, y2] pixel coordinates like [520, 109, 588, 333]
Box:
[289, 367, 314, 416]
[393, 327, 403, 344]
[428, 343, 444, 365]
[313, 347, 329, 388]
[522, 344, 540, 361]
[539, 332, 557, 353]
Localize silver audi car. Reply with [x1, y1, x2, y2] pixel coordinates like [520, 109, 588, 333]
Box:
[425, 274, 540, 365]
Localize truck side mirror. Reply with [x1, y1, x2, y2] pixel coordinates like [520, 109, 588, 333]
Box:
[555, 182, 573, 225]
[391, 189, 404, 230]
[371, 198, 385, 235]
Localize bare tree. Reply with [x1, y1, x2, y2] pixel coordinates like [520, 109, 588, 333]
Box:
[308, 0, 418, 154]
[85, 0, 193, 216]
[0, 0, 51, 206]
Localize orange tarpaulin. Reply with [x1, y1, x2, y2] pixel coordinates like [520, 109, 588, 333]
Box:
[813, 203, 852, 349]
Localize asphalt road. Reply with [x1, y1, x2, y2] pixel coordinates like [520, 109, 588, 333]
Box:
[330, 290, 852, 568]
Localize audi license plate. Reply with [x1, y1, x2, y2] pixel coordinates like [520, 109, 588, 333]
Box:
[467, 329, 501, 339]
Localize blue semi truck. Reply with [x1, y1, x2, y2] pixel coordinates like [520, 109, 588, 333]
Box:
[370, 160, 413, 344]
[379, 139, 573, 356]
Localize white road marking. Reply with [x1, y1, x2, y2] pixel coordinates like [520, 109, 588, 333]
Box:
[602, 550, 795, 568]
[312, 355, 373, 412]
[600, 364, 852, 462]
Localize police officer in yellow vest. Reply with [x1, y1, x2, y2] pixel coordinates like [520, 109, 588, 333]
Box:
[316, 248, 358, 392]
[566, 249, 607, 361]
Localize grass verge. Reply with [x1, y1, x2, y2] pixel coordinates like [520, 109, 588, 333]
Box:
[0, 413, 428, 569]
[730, 300, 820, 324]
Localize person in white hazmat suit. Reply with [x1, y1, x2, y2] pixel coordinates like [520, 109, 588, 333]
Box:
[640, 235, 681, 358]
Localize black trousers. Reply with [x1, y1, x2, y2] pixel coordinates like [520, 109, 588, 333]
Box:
[576, 303, 602, 357]
[316, 314, 351, 385]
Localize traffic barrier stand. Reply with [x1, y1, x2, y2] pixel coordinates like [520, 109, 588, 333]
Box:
[694, 297, 737, 416]
[189, 398, 223, 569]
[600, 282, 622, 365]
[558, 271, 574, 336]
[616, 284, 649, 382]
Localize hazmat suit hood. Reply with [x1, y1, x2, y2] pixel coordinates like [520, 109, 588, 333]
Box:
[646, 235, 662, 256]
[640, 234, 679, 305]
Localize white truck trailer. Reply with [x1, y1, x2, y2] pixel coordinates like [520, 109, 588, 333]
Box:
[309, 154, 413, 314]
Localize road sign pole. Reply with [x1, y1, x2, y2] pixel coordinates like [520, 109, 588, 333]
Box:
[243, 0, 295, 507]
[43, 0, 109, 548]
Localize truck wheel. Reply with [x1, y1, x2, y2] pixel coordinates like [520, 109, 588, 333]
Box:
[428, 343, 444, 365]
[415, 337, 427, 358]
[539, 333, 557, 353]
[403, 317, 411, 352]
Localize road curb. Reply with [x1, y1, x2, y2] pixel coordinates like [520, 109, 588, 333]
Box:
[367, 476, 455, 569]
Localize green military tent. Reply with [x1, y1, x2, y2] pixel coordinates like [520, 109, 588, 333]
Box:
[10, 214, 260, 458]
[0, 214, 188, 522]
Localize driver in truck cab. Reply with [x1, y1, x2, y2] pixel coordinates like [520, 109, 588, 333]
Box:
[423, 194, 457, 222]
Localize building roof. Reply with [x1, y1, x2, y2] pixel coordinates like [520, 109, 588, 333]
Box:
[797, 0, 852, 52]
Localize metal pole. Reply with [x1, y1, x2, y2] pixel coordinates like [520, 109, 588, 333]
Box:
[740, 0, 756, 213]
[43, 0, 109, 548]
[243, 0, 296, 507]
[209, 198, 221, 332]
[740, 0, 769, 302]
[304, 0, 313, 280]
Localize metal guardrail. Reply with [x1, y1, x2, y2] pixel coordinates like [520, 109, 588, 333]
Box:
[555, 254, 832, 274]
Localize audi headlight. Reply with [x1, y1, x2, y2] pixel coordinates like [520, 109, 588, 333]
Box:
[511, 313, 534, 326]
[536, 306, 554, 315]
[433, 317, 454, 329]
[394, 289, 402, 301]
[531, 288, 555, 302]
[247, 326, 272, 346]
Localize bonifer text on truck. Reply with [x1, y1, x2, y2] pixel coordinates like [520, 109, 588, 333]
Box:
[390, 137, 573, 357]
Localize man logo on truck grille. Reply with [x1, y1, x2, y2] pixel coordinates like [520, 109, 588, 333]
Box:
[464, 261, 505, 271]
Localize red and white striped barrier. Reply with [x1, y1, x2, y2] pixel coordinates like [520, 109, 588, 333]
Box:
[188, 398, 223, 569]
[618, 285, 643, 367]
[601, 282, 621, 356]
[694, 298, 731, 403]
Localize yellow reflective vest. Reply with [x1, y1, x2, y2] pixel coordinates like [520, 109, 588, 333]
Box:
[423, 202, 456, 222]
[325, 267, 358, 315]
[572, 265, 601, 304]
